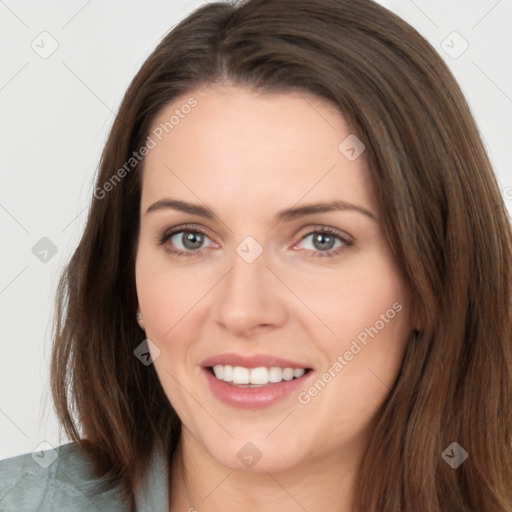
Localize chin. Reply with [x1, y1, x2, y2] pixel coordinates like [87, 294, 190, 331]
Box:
[200, 434, 306, 473]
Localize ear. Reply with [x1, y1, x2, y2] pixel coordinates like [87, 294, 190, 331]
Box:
[136, 307, 145, 330]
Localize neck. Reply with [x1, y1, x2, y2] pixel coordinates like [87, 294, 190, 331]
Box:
[168, 429, 360, 512]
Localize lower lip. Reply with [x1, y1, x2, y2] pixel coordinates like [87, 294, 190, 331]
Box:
[202, 368, 313, 409]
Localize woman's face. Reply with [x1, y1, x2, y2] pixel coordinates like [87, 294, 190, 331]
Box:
[135, 85, 417, 473]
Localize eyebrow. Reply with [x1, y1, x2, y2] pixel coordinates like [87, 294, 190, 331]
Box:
[145, 198, 377, 222]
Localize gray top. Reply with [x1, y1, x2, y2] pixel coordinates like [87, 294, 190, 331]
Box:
[0, 441, 169, 511]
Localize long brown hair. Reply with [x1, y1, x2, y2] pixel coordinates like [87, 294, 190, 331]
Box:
[50, 0, 512, 509]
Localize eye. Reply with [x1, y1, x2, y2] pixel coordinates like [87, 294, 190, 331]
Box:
[156, 224, 353, 259]
[157, 224, 215, 257]
[295, 227, 353, 258]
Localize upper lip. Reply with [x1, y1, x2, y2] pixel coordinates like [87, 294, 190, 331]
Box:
[201, 352, 313, 370]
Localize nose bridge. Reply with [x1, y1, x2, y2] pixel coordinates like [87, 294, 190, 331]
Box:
[214, 243, 287, 335]
[225, 247, 267, 297]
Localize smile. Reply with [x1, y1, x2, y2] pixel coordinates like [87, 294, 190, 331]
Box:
[209, 365, 308, 386]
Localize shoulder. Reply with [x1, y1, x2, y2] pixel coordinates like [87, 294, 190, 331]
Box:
[0, 441, 128, 511]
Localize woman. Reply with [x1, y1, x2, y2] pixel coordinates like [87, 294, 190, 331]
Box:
[1, 0, 511, 510]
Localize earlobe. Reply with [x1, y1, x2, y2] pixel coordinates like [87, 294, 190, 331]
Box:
[136, 309, 145, 330]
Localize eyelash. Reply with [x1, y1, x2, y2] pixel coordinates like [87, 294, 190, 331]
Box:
[156, 223, 354, 259]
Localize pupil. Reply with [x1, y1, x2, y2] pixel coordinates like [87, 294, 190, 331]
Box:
[183, 231, 204, 250]
[314, 233, 334, 250]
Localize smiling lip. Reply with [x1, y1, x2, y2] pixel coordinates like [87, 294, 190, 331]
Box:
[201, 352, 314, 409]
[201, 353, 312, 369]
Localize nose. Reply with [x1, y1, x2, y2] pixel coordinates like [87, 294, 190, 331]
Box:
[214, 249, 288, 339]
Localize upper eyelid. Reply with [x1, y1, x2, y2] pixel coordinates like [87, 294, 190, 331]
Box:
[162, 223, 214, 237]
[162, 224, 214, 242]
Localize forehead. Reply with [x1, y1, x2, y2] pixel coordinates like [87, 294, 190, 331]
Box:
[141, 85, 375, 216]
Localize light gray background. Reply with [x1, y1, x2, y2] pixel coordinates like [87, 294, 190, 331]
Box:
[1, 0, 511, 460]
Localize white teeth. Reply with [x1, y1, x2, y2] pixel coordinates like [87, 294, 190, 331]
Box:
[232, 366, 250, 384]
[210, 365, 308, 385]
[250, 367, 269, 384]
[222, 365, 233, 382]
[213, 365, 224, 380]
[282, 368, 294, 381]
[269, 367, 283, 383]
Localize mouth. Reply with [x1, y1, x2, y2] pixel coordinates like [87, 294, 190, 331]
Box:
[200, 353, 315, 409]
[205, 365, 313, 387]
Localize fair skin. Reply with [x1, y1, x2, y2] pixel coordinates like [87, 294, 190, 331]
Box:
[135, 84, 419, 511]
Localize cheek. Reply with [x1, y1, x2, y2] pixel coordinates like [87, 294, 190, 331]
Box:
[292, 251, 411, 410]
[280, 248, 410, 344]
[332, 258, 411, 378]
[135, 245, 217, 341]
[134, 248, 207, 411]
